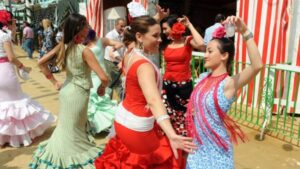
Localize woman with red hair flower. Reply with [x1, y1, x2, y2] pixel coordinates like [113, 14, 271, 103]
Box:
[0, 10, 56, 147]
[160, 15, 204, 137]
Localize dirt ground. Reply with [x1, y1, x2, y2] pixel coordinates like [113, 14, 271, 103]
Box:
[0, 47, 300, 169]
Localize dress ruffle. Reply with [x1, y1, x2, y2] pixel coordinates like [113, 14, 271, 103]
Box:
[88, 90, 117, 134]
[0, 96, 56, 147]
[94, 135, 183, 169]
[29, 141, 104, 169]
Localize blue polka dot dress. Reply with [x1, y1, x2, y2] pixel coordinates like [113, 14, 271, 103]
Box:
[186, 73, 236, 169]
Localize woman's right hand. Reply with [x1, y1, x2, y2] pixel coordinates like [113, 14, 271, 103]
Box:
[168, 134, 197, 159]
[97, 85, 106, 96]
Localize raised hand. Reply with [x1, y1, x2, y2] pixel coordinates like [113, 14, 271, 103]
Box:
[154, 4, 170, 21]
[223, 16, 248, 34]
[177, 15, 191, 27]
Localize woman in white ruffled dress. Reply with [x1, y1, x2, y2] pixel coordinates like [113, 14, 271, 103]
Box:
[0, 10, 56, 148]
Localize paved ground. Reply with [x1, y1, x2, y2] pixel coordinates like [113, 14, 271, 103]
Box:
[0, 47, 300, 169]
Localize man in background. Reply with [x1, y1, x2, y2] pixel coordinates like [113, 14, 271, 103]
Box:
[104, 18, 126, 101]
[22, 22, 34, 59]
[204, 13, 225, 45]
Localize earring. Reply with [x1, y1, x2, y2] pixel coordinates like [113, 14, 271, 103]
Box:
[138, 41, 144, 51]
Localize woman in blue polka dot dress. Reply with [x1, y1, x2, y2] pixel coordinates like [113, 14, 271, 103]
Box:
[186, 16, 263, 169]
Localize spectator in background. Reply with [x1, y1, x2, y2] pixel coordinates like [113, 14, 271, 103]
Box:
[39, 19, 54, 59]
[160, 15, 204, 137]
[104, 18, 126, 101]
[203, 13, 225, 45]
[36, 21, 44, 52]
[22, 22, 34, 59]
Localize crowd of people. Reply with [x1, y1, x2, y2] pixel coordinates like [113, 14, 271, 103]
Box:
[0, 1, 263, 169]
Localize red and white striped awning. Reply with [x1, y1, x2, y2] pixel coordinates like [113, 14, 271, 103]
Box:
[86, 0, 103, 38]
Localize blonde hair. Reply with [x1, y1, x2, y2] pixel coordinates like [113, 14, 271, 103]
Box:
[42, 19, 51, 29]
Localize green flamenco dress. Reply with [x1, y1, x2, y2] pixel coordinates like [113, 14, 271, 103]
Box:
[88, 39, 117, 134]
[29, 44, 103, 169]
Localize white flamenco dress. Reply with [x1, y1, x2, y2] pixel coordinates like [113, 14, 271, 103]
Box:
[0, 30, 55, 147]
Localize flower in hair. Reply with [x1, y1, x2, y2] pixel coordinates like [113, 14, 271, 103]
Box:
[212, 26, 226, 39]
[0, 10, 12, 26]
[170, 22, 186, 40]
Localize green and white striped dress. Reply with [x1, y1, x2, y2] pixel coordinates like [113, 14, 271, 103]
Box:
[29, 44, 103, 169]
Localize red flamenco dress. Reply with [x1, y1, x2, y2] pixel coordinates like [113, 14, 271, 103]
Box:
[94, 59, 183, 169]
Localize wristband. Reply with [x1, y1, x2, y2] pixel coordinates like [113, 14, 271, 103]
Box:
[242, 30, 253, 41]
[156, 114, 170, 123]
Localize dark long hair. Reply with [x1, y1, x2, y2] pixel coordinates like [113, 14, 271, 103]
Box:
[212, 37, 235, 74]
[123, 15, 158, 47]
[57, 13, 87, 69]
[160, 15, 178, 51]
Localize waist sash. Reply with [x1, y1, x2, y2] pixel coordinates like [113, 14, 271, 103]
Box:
[115, 102, 155, 132]
[0, 57, 9, 63]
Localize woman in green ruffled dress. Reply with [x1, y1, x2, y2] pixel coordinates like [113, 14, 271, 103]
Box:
[29, 13, 109, 169]
[84, 29, 123, 134]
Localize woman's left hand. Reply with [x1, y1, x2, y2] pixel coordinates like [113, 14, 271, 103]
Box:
[178, 15, 191, 27]
[224, 16, 248, 34]
[169, 134, 197, 159]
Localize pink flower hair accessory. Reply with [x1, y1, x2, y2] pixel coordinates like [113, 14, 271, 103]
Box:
[212, 26, 226, 39]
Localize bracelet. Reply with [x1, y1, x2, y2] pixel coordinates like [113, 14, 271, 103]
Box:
[156, 114, 170, 123]
[242, 30, 253, 41]
[18, 63, 24, 69]
[45, 73, 53, 79]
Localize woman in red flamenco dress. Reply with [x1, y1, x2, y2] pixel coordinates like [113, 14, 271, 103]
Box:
[94, 16, 196, 169]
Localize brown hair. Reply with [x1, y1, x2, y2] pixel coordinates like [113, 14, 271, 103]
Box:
[123, 15, 158, 47]
[56, 13, 87, 69]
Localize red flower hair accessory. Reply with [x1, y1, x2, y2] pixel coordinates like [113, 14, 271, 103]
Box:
[212, 26, 226, 39]
[0, 10, 12, 26]
[170, 22, 186, 40]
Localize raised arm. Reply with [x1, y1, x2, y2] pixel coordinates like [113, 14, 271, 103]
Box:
[83, 47, 109, 96]
[153, 4, 170, 22]
[137, 62, 196, 158]
[178, 16, 205, 50]
[224, 16, 263, 98]
[101, 37, 123, 49]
